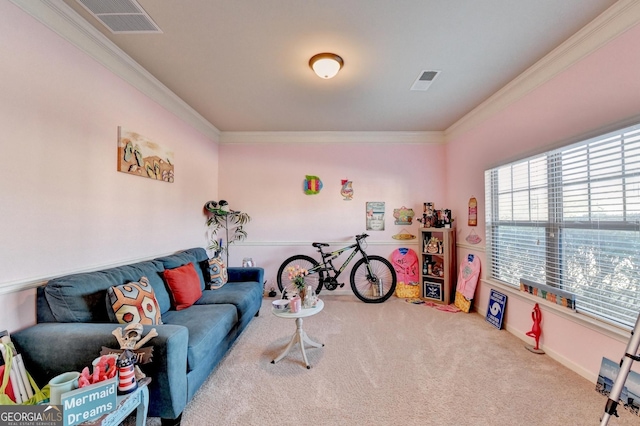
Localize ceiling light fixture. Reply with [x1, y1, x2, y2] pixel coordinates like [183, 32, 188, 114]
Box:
[309, 53, 344, 79]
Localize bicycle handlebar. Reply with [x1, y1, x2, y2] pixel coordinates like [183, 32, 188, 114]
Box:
[355, 233, 369, 240]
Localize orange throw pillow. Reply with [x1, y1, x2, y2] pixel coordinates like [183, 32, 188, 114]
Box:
[163, 262, 202, 310]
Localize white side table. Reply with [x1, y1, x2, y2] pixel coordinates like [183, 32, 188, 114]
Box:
[271, 299, 324, 369]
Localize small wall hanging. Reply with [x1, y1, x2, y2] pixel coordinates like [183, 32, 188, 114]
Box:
[117, 127, 174, 182]
[303, 175, 323, 195]
[340, 179, 353, 200]
[468, 196, 477, 226]
[366, 201, 385, 231]
[465, 229, 482, 244]
[393, 206, 415, 225]
[392, 229, 416, 240]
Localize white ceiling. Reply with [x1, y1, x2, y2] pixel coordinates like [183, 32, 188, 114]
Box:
[58, 0, 618, 133]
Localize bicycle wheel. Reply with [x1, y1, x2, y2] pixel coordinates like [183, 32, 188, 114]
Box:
[276, 255, 324, 296]
[350, 255, 397, 303]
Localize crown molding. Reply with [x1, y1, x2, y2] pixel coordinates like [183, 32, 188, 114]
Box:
[445, 0, 640, 142]
[11, 1, 639, 145]
[220, 131, 445, 144]
[9, 0, 220, 142]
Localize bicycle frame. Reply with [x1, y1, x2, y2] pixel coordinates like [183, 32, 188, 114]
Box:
[276, 232, 397, 303]
[310, 239, 370, 282]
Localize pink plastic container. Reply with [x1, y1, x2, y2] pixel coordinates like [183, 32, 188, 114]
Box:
[289, 296, 301, 313]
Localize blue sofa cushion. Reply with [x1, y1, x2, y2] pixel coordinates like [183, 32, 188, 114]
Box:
[227, 267, 264, 284]
[44, 260, 168, 323]
[196, 282, 263, 322]
[162, 304, 237, 372]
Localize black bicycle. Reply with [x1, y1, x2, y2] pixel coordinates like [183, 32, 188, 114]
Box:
[276, 233, 397, 303]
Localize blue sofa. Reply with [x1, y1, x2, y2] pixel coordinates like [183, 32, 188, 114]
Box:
[11, 248, 263, 424]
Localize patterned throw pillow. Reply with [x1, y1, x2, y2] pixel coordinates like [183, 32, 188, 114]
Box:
[107, 277, 163, 325]
[208, 257, 228, 290]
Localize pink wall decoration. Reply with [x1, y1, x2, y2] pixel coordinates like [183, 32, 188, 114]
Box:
[303, 175, 323, 194]
[340, 179, 353, 200]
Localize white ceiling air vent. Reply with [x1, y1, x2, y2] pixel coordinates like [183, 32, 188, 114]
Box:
[410, 70, 440, 91]
[76, 0, 162, 34]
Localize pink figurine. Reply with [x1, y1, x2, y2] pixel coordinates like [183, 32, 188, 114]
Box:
[525, 303, 545, 354]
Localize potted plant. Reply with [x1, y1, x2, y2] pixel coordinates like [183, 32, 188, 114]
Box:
[204, 200, 251, 266]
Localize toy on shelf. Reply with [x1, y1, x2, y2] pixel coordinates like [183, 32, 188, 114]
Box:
[417, 202, 435, 228]
[425, 237, 440, 254]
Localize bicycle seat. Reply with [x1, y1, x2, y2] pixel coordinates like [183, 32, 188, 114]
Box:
[312, 242, 329, 248]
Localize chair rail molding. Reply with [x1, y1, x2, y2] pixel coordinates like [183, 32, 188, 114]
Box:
[0, 252, 175, 295]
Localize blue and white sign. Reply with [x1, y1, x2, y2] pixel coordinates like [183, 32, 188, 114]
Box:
[486, 289, 507, 329]
[62, 377, 117, 426]
[423, 281, 442, 302]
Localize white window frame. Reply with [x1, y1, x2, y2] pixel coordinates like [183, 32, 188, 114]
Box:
[485, 122, 640, 329]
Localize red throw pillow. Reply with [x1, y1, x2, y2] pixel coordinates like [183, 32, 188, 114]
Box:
[163, 262, 202, 310]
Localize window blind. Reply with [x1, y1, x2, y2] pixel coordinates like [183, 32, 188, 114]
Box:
[485, 123, 640, 328]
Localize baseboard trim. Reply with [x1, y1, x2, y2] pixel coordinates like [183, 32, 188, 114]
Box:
[472, 304, 598, 383]
[474, 279, 635, 384]
[504, 322, 598, 383]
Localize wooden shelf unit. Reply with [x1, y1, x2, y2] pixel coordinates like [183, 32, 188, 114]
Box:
[420, 227, 456, 304]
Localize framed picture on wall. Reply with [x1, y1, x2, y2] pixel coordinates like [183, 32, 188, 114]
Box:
[366, 201, 385, 231]
[117, 127, 174, 182]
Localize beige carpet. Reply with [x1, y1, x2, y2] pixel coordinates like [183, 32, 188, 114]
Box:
[146, 295, 637, 425]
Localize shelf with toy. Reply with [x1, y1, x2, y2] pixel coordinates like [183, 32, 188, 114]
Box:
[419, 227, 456, 304]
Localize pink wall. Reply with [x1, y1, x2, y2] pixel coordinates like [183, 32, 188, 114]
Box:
[445, 22, 640, 379]
[218, 142, 446, 289]
[4, 0, 639, 384]
[0, 2, 219, 332]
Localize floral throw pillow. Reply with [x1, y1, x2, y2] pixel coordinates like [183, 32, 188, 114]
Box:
[208, 257, 228, 290]
[107, 277, 163, 325]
